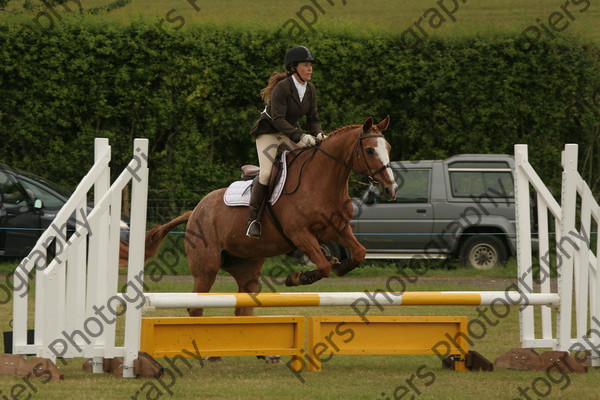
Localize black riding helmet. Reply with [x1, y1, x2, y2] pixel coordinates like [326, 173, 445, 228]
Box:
[284, 46, 315, 82]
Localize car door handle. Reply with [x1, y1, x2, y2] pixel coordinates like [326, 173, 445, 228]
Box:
[416, 209, 427, 214]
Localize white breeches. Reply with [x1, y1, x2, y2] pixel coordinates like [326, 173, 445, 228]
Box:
[255, 133, 307, 185]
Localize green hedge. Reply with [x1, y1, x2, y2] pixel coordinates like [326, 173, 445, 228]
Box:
[1, 19, 599, 220]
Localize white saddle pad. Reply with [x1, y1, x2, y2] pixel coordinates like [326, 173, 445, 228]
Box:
[223, 151, 288, 206]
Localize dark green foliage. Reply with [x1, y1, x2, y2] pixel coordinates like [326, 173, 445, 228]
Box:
[0, 19, 599, 222]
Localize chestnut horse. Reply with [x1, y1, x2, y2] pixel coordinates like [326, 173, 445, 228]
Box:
[133, 116, 397, 316]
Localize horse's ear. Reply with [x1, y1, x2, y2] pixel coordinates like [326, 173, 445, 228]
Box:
[376, 115, 390, 132]
[362, 117, 373, 133]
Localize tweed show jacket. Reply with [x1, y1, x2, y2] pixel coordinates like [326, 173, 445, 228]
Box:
[250, 76, 323, 143]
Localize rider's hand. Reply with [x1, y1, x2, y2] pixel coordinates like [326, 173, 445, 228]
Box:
[300, 134, 317, 147]
[316, 132, 326, 141]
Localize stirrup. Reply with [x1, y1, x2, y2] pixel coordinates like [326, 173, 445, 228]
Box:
[246, 220, 262, 239]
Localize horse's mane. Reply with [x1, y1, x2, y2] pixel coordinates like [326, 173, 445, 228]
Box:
[285, 124, 360, 161]
[326, 124, 361, 137]
[287, 124, 361, 159]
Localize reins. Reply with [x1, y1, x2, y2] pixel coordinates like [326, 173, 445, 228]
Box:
[283, 130, 391, 195]
[282, 146, 319, 195]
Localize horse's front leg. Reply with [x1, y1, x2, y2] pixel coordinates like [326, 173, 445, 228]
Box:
[285, 231, 334, 286]
[331, 224, 366, 277]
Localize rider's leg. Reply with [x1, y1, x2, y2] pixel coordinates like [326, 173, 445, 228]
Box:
[246, 133, 307, 238]
[246, 134, 279, 238]
[246, 177, 269, 238]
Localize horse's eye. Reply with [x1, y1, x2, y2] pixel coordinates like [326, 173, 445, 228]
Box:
[365, 147, 375, 155]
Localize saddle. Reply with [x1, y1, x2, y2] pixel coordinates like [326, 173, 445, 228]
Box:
[223, 152, 288, 206]
[240, 152, 285, 191]
[240, 165, 259, 181]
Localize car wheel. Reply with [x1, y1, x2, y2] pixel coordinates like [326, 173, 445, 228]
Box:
[459, 235, 507, 270]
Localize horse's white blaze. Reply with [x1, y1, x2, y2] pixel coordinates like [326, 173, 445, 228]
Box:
[374, 138, 394, 183]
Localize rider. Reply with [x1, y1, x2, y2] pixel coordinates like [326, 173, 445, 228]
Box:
[246, 46, 325, 239]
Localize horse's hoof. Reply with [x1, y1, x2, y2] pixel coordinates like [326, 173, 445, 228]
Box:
[332, 260, 357, 277]
[264, 355, 281, 364]
[256, 355, 281, 363]
[285, 271, 301, 286]
[325, 255, 339, 263]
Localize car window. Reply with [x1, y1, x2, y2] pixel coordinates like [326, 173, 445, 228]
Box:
[374, 169, 430, 203]
[15, 169, 72, 199]
[19, 180, 65, 209]
[0, 171, 28, 205]
[449, 171, 514, 198]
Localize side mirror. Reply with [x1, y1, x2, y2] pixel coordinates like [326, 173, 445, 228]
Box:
[34, 199, 43, 209]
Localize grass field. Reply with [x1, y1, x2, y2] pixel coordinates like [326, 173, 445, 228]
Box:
[0, 271, 598, 400]
[1, 0, 600, 41]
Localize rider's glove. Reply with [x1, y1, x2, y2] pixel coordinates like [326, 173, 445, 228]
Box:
[300, 134, 317, 147]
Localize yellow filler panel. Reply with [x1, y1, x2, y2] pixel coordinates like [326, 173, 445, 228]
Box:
[306, 316, 469, 372]
[141, 316, 305, 365]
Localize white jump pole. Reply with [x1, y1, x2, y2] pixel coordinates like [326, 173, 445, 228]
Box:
[141, 291, 560, 309]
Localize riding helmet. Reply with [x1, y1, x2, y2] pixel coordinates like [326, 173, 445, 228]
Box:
[284, 46, 315, 71]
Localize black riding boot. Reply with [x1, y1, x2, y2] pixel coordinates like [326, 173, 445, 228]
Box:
[246, 179, 269, 239]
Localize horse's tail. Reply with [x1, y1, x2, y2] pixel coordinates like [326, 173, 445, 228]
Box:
[119, 210, 193, 265]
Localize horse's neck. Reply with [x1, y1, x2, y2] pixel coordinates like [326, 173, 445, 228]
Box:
[303, 129, 358, 195]
[320, 129, 358, 165]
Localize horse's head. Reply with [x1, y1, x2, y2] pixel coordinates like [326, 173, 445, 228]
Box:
[355, 115, 397, 201]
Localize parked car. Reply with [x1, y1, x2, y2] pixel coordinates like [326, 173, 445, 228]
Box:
[0, 163, 129, 257]
[295, 154, 537, 269]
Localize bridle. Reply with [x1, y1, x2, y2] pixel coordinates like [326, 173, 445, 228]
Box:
[314, 131, 392, 185]
[284, 129, 392, 194]
[354, 134, 392, 185]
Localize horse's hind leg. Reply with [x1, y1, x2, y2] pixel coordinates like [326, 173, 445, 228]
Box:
[187, 268, 219, 316]
[221, 256, 266, 316]
[186, 243, 221, 316]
